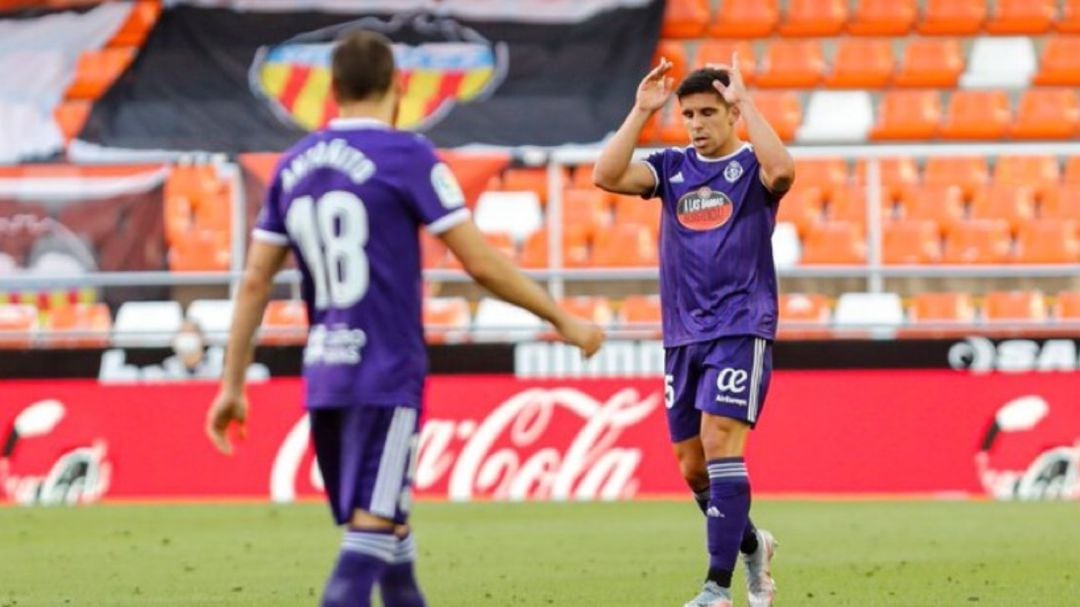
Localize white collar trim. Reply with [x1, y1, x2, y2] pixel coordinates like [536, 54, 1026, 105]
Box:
[690, 142, 751, 163]
[329, 117, 391, 130]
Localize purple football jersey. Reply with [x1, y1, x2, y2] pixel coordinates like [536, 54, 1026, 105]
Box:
[640, 144, 783, 347]
[253, 117, 470, 409]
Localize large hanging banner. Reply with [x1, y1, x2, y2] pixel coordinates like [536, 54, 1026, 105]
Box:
[79, 1, 662, 152]
[2, 372, 1077, 505]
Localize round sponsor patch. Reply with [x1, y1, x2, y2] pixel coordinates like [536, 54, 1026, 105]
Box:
[676, 187, 733, 231]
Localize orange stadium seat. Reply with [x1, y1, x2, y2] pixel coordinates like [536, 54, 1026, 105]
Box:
[794, 158, 849, 194]
[561, 189, 609, 241]
[655, 39, 689, 86]
[619, 295, 663, 334]
[66, 47, 137, 100]
[44, 303, 111, 348]
[420, 231, 447, 270]
[570, 165, 597, 190]
[658, 104, 689, 146]
[169, 229, 229, 272]
[924, 157, 989, 197]
[1065, 156, 1080, 183]
[854, 157, 920, 203]
[54, 100, 92, 142]
[801, 222, 866, 265]
[592, 224, 658, 268]
[447, 233, 516, 269]
[943, 220, 1012, 264]
[754, 40, 825, 88]
[825, 39, 895, 89]
[1039, 184, 1080, 219]
[661, 0, 709, 39]
[917, 0, 987, 35]
[827, 185, 892, 227]
[0, 304, 36, 349]
[736, 91, 802, 142]
[884, 220, 942, 264]
[261, 300, 308, 345]
[969, 185, 1036, 231]
[1015, 220, 1080, 263]
[422, 297, 471, 344]
[108, 0, 162, 48]
[1059, 0, 1080, 33]
[870, 90, 942, 140]
[984, 291, 1047, 322]
[848, 0, 917, 35]
[777, 293, 831, 339]
[940, 91, 1012, 141]
[778, 0, 848, 37]
[695, 40, 756, 83]
[558, 296, 614, 326]
[993, 156, 1061, 198]
[614, 194, 661, 236]
[521, 228, 591, 269]
[708, 0, 779, 38]
[1034, 37, 1080, 85]
[894, 39, 964, 87]
[1010, 89, 1080, 139]
[499, 168, 550, 205]
[909, 292, 977, 323]
[898, 185, 966, 231]
[1055, 291, 1080, 319]
[986, 0, 1056, 34]
[776, 182, 826, 236]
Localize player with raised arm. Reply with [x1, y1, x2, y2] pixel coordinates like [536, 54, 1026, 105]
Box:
[205, 31, 604, 607]
[593, 55, 794, 607]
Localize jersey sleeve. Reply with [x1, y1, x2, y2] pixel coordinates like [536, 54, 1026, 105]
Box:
[404, 138, 471, 235]
[252, 172, 290, 246]
[638, 149, 668, 200]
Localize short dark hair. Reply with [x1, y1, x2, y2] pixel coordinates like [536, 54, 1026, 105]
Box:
[676, 68, 730, 100]
[331, 30, 395, 103]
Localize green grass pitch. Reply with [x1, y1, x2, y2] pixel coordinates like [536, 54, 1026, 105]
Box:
[1, 500, 1078, 606]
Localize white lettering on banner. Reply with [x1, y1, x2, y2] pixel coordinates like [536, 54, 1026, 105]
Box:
[948, 337, 1080, 374]
[515, 340, 664, 378]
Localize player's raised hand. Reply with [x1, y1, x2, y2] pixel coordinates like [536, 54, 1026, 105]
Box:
[635, 58, 674, 113]
[555, 316, 605, 359]
[708, 52, 749, 106]
[206, 388, 248, 455]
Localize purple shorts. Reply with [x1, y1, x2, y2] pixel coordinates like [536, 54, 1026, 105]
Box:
[309, 405, 419, 526]
[664, 336, 773, 443]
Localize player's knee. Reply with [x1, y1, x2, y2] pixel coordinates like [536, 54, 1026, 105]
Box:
[348, 509, 396, 531]
[679, 461, 709, 491]
[700, 416, 748, 458]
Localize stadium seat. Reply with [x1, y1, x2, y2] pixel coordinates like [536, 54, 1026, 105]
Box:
[1034, 37, 1080, 85]
[827, 185, 884, 226]
[654, 39, 689, 86]
[498, 168, 551, 205]
[1015, 220, 1080, 263]
[993, 156, 1061, 198]
[833, 292, 904, 334]
[778, 0, 847, 37]
[53, 100, 91, 142]
[1065, 156, 1080, 183]
[261, 300, 308, 346]
[848, 0, 917, 35]
[474, 191, 544, 243]
[186, 299, 233, 345]
[883, 220, 942, 264]
[825, 39, 895, 89]
[423, 297, 471, 344]
[986, 0, 1055, 34]
[44, 303, 111, 349]
[736, 91, 802, 142]
[1059, 0, 1080, 33]
[796, 91, 874, 143]
[777, 293, 830, 339]
[1055, 291, 1080, 320]
[591, 224, 658, 268]
[108, 0, 162, 47]
[619, 295, 663, 336]
[898, 185, 966, 233]
[561, 188, 609, 241]
[959, 37, 1038, 89]
[66, 48, 137, 100]
[29, 251, 87, 276]
[0, 252, 16, 276]
[771, 222, 801, 268]
[446, 233, 517, 269]
[0, 304, 37, 349]
[1039, 184, 1080, 219]
[917, 0, 987, 35]
[800, 222, 866, 265]
[794, 159, 849, 193]
[969, 185, 1036, 231]
[942, 220, 1012, 264]
[775, 182, 825, 236]
[473, 298, 543, 342]
[983, 291, 1047, 322]
[661, 0, 709, 38]
[1010, 89, 1080, 139]
[894, 39, 964, 87]
[854, 157, 920, 203]
[754, 40, 825, 88]
[708, 0, 778, 38]
[520, 227, 591, 269]
[613, 195, 661, 236]
[695, 40, 756, 83]
[558, 296, 614, 326]
[168, 229, 229, 272]
[657, 104, 689, 146]
[869, 90, 942, 141]
[940, 91, 1012, 140]
[113, 301, 183, 348]
[909, 292, 977, 323]
[923, 157, 989, 197]
[420, 231, 447, 270]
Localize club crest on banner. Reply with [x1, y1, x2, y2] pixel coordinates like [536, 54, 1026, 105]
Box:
[251, 14, 509, 132]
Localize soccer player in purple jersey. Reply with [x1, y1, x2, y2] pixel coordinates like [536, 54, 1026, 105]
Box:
[204, 31, 604, 607]
[593, 55, 794, 607]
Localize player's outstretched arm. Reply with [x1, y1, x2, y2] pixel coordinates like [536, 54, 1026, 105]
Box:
[711, 53, 795, 194]
[206, 240, 288, 455]
[440, 220, 604, 358]
[592, 59, 674, 196]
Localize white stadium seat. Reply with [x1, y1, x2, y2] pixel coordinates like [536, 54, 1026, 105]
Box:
[833, 292, 904, 337]
[186, 299, 234, 345]
[473, 190, 544, 243]
[112, 301, 184, 348]
[960, 37, 1037, 89]
[0, 252, 17, 276]
[472, 298, 543, 342]
[29, 251, 87, 275]
[771, 222, 801, 269]
[796, 91, 874, 143]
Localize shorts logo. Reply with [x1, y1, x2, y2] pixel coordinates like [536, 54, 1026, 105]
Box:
[716, 368, 748, 393]
[675, 187, 734, 231]
[724, 160, 743, 183]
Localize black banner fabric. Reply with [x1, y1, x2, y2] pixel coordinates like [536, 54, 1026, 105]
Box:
[79, 2, 663, 152]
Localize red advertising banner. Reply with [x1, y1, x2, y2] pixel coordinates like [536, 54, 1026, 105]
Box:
[1, 373, 1077, 505]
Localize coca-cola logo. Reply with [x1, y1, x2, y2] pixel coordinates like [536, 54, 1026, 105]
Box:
[270, 387, 661, 503]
